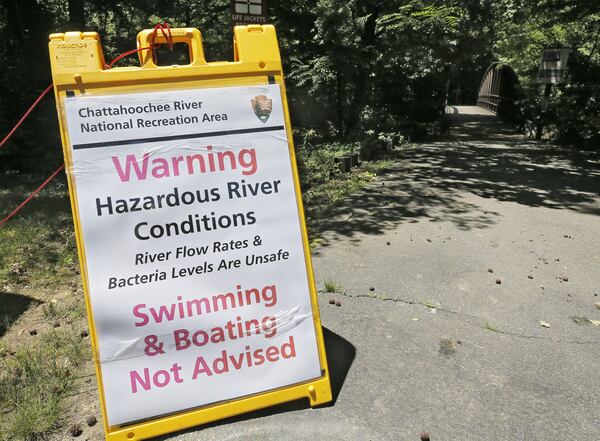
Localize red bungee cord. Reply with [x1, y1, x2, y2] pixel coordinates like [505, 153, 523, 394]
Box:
[0, 23, 174, 227]
[107, 22, 174, 68]
[0, 84, 53, 150]
[0, 85, 60, 228]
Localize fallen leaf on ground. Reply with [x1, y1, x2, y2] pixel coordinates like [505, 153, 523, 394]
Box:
[439, 339, 456, 356]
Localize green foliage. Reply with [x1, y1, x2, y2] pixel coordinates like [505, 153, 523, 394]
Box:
[1, 0, 598, 170]
[377, 1, 462, 33]
[494, 1, 600, 145]
[0, 329, 89, 440]
[286, 0, 461, 137]
[324, 280, 344, 293]
[42, 296, 86, 322]
[295, 138, 359, 189]
[0, 175, 77, 288]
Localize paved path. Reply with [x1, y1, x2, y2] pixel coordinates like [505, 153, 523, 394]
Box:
[166, 106, 600, 440]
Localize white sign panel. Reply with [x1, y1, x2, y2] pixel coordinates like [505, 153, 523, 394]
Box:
[537, 48, 569, 84]
[64, 84, 321, 426]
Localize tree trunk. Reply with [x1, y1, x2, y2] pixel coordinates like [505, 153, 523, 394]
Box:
[68, 0, 85, 30]
[344, 10, 378, 134]
[336, 70, 345, 136]
[5, 0, 50, 89]
[535, 83, 552, 140]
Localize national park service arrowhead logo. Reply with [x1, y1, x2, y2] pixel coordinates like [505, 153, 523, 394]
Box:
[251, 95, 272, 123]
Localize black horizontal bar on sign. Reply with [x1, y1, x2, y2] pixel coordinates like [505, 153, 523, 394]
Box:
[71, 125, 286, 150]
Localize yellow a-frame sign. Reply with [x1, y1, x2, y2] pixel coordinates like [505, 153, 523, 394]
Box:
[49, 25, 331, 440]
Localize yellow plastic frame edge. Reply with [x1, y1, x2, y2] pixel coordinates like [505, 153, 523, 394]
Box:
[48, 24, 332, 441]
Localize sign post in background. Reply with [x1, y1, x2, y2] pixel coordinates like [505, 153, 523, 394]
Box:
[535, 48, 569, 138]
[49, 25, 331, 441]
[537, 48, 569, 85]
[231, 0, 268, 26]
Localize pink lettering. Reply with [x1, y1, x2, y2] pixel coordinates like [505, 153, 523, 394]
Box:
[111, 148, 258, 183]
[149, 303, 177, 323]
[129, 364, 184, 393]
[130, 368, 151, 393]
[112, 153, 149, 182]
[132, 304, 149, 327]
[174, 329, 191, 350]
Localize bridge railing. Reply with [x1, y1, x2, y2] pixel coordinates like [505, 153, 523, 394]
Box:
[477, 62, 523, 119]
[477, 93, 519, 116]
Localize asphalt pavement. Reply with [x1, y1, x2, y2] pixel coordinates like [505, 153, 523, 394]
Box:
[163, 106, 600, 440]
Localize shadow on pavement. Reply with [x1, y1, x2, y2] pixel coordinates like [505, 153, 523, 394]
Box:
[322, 327, 356, 404]
[155, 327, 355, 439]
[312, 108, 600, 246]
